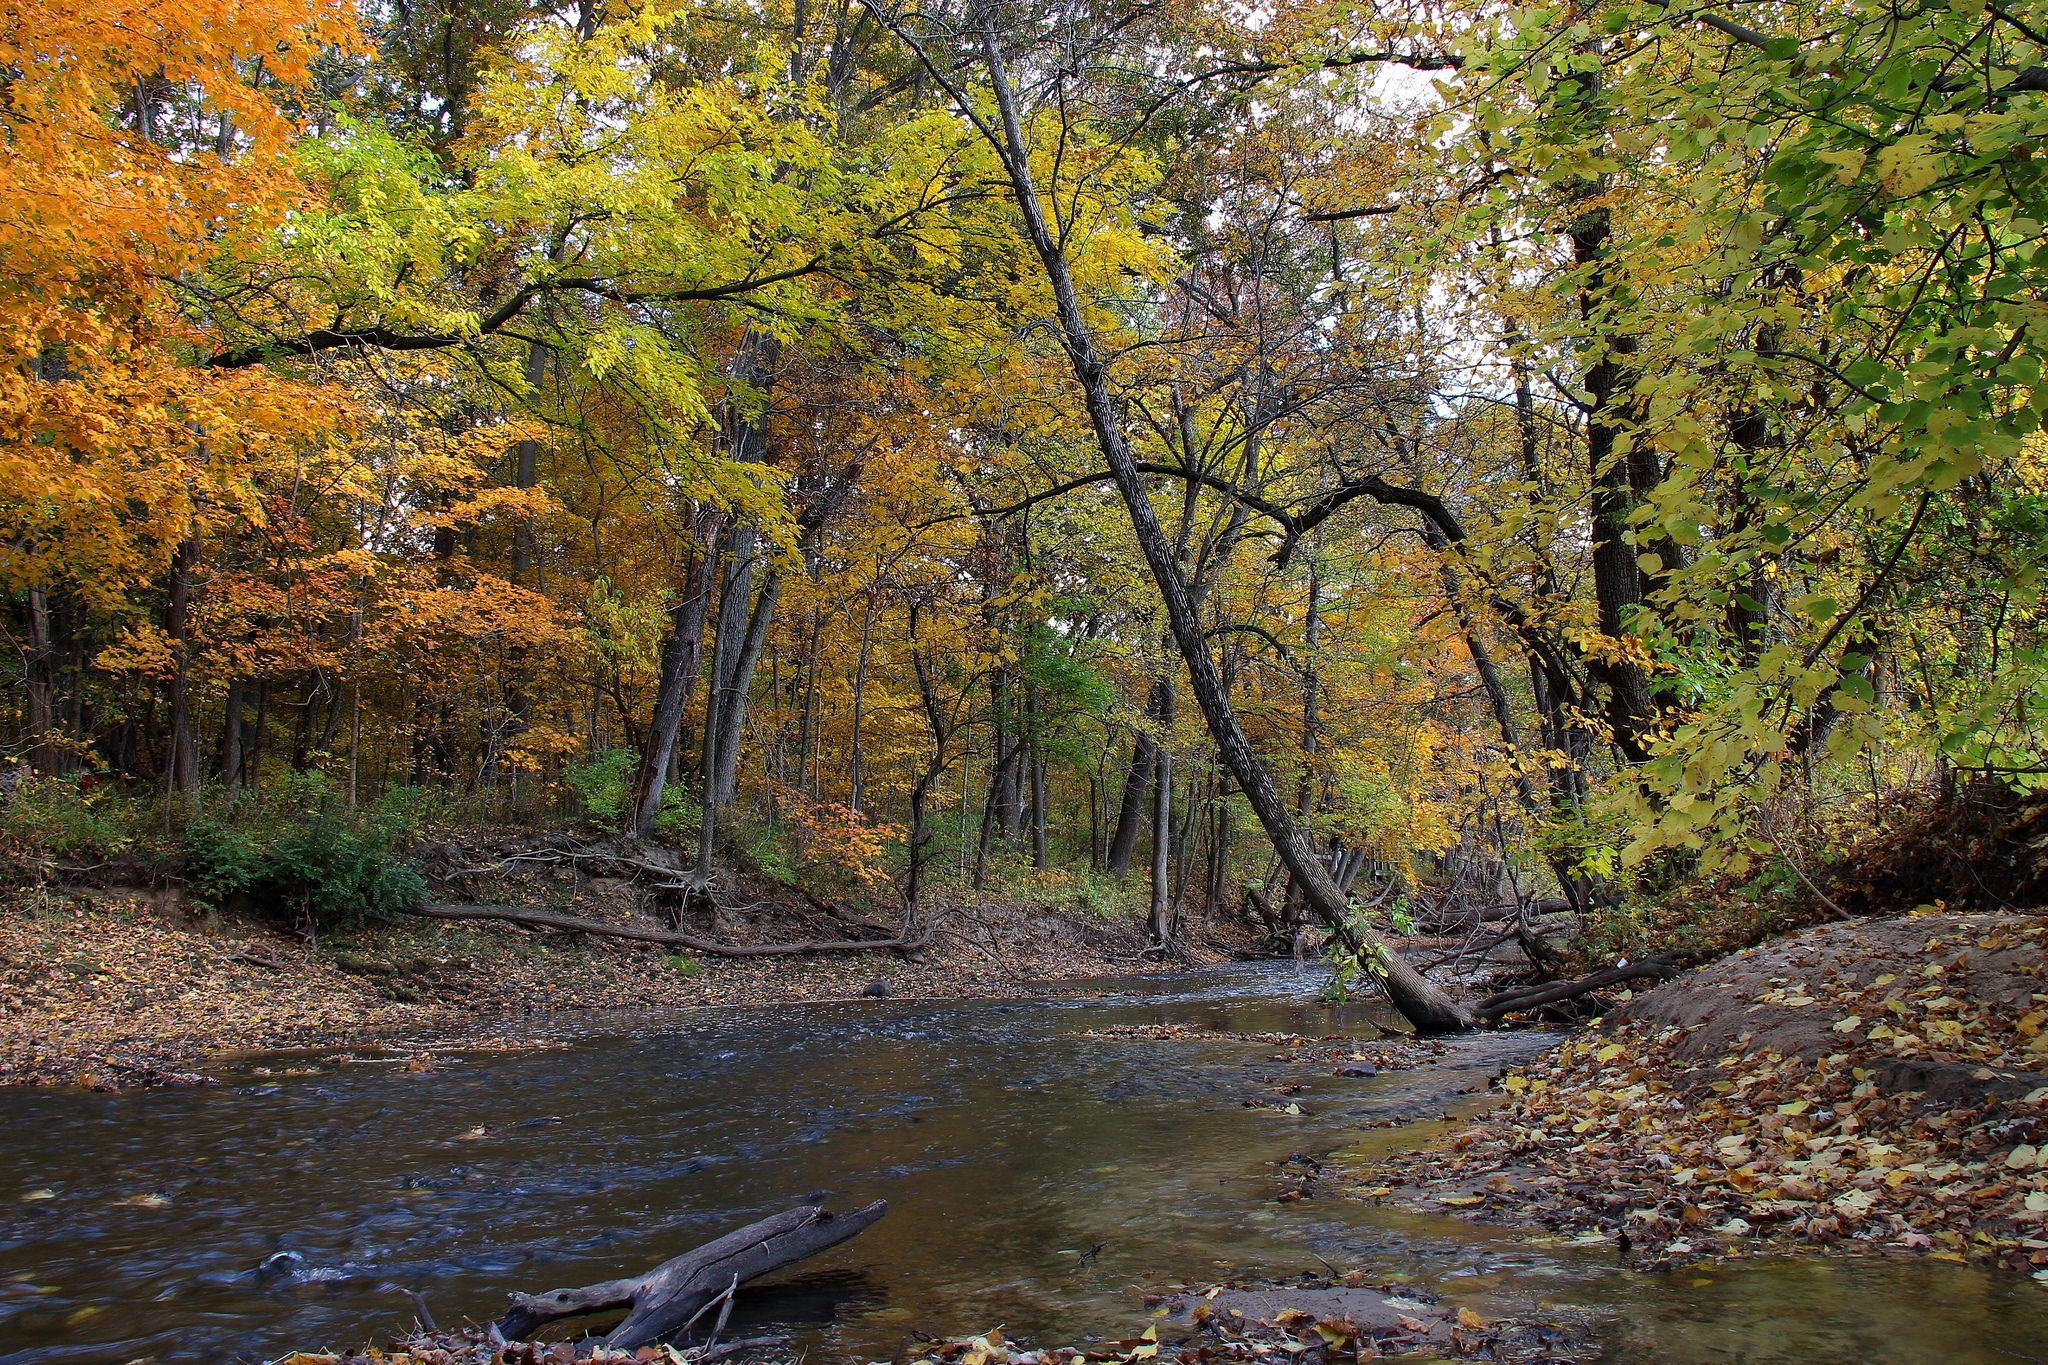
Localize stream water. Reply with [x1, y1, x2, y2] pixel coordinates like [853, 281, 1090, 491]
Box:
[3, 965, 2046, 1365]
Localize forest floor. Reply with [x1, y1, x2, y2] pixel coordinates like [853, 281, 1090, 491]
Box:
[0, 850, 1234, 1089]
[1349, 910, 2048, 1281]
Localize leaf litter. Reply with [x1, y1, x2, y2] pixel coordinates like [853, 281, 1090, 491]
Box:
[1353, 913, 2048, 1283]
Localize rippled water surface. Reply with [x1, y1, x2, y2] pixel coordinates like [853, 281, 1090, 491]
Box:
[3, 965, 2044, 1365]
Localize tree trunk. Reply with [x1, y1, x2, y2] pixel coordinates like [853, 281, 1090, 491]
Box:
[848, 588, 877, 813]
[1106, 677, 1164, 881]
[710, 564, 782, 811]
[974, 27, 1472, 1031]
[1148, 684, 1174, 947]
[220, 679, 244, 786]
[631, 520, 721, 838]
[23, 588, 58, 774]
[164, 535, 202, 801]
[1028, 686, 1048, 869]
[1565, 66, 1656, 763]
[694, 538, 745, 879]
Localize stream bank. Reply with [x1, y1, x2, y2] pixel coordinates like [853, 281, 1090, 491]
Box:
[1354, 911, 2048, 1282]
[0, 884, 1207, 1090]
[8, 964, 2048, 1365]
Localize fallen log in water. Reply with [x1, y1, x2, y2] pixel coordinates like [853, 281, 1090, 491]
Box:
[403, 903, 929, 958]
[496, 1201, 889, 1351]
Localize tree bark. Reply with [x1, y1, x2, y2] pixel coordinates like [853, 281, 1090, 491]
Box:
[23, 588, 58, 774]
[164, 535, 202, 800]
[1027, 685, 1048, 869]
[848, 588, 877, 814]
[1565, 64, 1656, 763]
[970, 23, 1471, 1031]
[632, 515, 720, 837]
[1148, 684, 1174, 947]
[710, 565, 783, 810]
[1105, 678, 1164, 881]
[496, 1201, 888, 1350]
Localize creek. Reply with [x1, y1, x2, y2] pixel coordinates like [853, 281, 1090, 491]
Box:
[3, 965, 2044, 1365]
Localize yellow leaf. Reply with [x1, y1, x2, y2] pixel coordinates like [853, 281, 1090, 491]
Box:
[1596, 1043, 1625, 1063]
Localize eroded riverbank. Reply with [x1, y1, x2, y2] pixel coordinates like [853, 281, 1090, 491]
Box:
[5, 965, 2047, 1365]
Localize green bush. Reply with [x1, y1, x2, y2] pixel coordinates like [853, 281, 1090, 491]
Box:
[566, 748, 696, 841]
[0, 772, 152, 858]
[183, 793, 426, 935]
[566, 748, 639, 826]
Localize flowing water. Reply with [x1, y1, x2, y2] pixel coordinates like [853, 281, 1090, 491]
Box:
[3, 965, 2045, 1365]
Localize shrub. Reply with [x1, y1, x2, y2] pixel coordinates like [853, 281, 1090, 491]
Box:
[0, 771, 152, 859]
[566, 748, 695, 840]
[183, 796, 426, 935]
[566, 748, 638, 827]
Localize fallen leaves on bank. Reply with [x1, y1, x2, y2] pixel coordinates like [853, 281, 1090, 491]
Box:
[273, 1332, 790, 1365]
[1355, 913, 2048, 1281]
[1, 885, 1232, 1089]
[873, 1274, 1584, 1365]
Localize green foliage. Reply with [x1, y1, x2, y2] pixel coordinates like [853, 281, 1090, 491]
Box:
[566, 748, 639, 827]
[566, 747, 697, 840]
[1061, 868, 1145, 921]
[182, 779, 426, 933]
[663, 952, 703, 976]
[0, 773, 151, 859]
[1320, 932, 1395, 1004]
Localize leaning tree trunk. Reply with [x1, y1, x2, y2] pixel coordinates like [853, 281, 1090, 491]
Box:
[976, 25, 1472, 1032]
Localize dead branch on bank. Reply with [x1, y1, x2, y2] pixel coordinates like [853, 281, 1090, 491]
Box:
[402, 903, 931, 958]
[1476, 957, 1681, 1020]
[494, 1201, 888, 1351]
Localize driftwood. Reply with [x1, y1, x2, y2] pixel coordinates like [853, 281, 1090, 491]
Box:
[1476, 957, 1682, 1020]
[402, 904, 930, 958]
[497, 1201, 889, 1350]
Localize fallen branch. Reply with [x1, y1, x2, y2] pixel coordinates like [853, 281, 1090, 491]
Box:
[496, 1200, 888, 1350]
[1476, 957, 1682, 1020]
[1765, 829, 1854, 922]
[403, 903, 931, 957]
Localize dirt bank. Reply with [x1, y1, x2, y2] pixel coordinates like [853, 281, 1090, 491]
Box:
[1352, 912, 2048, 1280]
[0, 879, 1212, 1090]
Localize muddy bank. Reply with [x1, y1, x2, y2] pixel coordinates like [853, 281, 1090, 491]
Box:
[0, 880, 1211, 1089]
[1354, 912, 2048, 1279]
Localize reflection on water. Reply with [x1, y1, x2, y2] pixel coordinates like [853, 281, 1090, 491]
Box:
[2, 964, 2043, 1365]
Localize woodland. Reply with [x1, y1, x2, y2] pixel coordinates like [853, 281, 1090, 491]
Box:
[5, 0, 2048, 1038]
